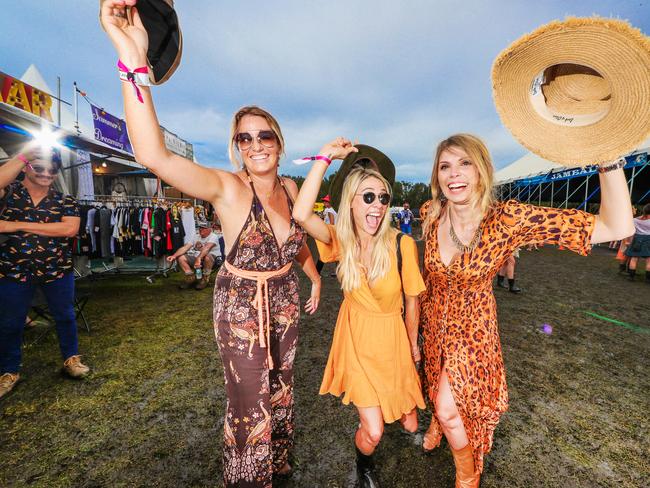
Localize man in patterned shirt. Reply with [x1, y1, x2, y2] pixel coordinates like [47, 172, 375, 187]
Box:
[0, 146, 89, 399]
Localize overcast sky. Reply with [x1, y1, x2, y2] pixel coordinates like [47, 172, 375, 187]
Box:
[2, 0, 648, 181]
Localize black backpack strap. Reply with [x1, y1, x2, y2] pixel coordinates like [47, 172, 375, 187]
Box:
[396, 232, 404, 278]
[396, 232, 405, 316]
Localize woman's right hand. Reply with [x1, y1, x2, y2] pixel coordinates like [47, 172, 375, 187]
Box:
[99, 0, 148, 68]
[318, 137, 357, 162]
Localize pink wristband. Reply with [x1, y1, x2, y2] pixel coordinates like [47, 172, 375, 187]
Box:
[17, 154, 30, 165]
[292, 155, 332, 166]
[117, 60, 150, 104]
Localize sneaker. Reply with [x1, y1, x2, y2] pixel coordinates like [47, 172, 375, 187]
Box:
[0, 372, 20, 398]
[178, 274, 196, 290]
[62, 355, 90, 378]
[195, 276, 210, 290]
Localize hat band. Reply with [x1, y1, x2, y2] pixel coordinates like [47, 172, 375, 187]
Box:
[529, 69, 609, 127]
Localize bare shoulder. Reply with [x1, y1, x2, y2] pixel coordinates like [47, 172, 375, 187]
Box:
[282, 177, 299, 198]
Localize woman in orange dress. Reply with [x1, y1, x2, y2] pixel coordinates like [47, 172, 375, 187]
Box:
[293, 140, 426, 487]
[419, 134, 634, 487]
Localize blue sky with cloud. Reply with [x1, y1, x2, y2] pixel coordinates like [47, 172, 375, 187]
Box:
[2, 0, 648, 181]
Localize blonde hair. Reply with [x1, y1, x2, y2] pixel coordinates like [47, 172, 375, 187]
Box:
[423, 134, 495, 236]
[335, 166, 397, 291]
[227, 106, 286, 169]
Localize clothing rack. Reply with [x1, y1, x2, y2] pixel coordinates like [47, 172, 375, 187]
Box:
[74, 196, 196, 283]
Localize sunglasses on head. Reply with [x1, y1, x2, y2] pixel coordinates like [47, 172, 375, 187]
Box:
[235, 130, 277, 151]
[30, 165, 59, 176]
[357, 191, 391, 206]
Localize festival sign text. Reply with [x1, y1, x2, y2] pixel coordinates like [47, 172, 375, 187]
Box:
[0, 71, 53, 122]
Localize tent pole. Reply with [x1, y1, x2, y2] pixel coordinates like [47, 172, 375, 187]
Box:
[550, 180, 554, 208]
[564, 180, 571, 208]
[584, 175, 590, 212]
[629, 166, 637, 201]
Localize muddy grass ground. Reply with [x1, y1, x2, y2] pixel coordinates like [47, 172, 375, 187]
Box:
[1, 244, 648, 488]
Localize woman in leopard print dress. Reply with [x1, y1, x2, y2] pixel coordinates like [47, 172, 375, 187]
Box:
[418, 134, 634, 486]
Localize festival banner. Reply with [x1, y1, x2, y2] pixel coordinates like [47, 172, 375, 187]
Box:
[90, 104, 133, 154]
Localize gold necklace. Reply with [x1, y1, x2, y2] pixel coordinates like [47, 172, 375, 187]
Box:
[448, 208, 482, 253]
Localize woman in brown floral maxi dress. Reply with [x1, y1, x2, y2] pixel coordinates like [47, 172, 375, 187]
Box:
[214, 169, 308, 487]
[98, 10, 321, 483]
[419, 134, 634, 487]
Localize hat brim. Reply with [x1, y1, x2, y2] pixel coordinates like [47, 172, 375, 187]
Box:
[128, 0, 183, 85]
[329, 144, 396, 210]
[492, 17, 650, 166]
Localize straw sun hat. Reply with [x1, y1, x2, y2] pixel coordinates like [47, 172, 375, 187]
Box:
[492, 17, 650, 167]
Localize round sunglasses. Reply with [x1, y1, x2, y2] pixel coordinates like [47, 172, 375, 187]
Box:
[357, 191, 391, 206]
[235, 130, 277, 151]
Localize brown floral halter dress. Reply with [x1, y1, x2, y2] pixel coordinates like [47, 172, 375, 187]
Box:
[213, 172, 306, 487]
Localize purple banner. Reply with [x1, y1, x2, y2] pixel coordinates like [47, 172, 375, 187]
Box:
[90, 104, 133, 154]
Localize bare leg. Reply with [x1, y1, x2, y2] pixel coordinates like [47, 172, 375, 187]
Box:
[629, 256, 638, 271]
[177, 254, 192, 274]
[355, 406, 384, 455]
[435, 367, 469, 450]
[400, 408, 418, 433]
[504, 256, 516, 280]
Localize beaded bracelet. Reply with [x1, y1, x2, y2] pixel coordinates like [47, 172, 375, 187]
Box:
[598, 158, 626, 173]
[292, 155, 333, 166]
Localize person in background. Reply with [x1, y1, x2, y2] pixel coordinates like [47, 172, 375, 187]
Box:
[316, 194, 337, 275]
[211, 220, 226, 266]
[624, 203, 650, 282]
[616, 206, 637, 273]
[398, 202, 415, 235]
[0, 146, 89, 400]
[496, 250, 522, 293]
[167, 221, 219, 290]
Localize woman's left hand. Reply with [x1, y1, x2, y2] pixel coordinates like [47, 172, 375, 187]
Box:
[318, 137, 358, 162]
[304, 278, 321, 314]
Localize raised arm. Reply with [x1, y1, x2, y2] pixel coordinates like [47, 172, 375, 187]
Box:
[292, 138, 357, 243]
[591, 159, 635, 243]
[99, 0, 234, 204]
[0, 146, 41, 196]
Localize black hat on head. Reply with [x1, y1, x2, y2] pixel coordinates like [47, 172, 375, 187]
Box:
[329, 144, 395, 211]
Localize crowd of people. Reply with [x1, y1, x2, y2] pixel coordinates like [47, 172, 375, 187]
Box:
[0, 3, 641, 488]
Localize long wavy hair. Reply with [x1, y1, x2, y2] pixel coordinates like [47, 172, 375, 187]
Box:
[335, 166, 396, 291]
[423, 134, 495, 236]
[227, 106, 286, 169]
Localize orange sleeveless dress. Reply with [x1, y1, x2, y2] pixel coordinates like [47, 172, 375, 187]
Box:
[316, 226, 427, 422]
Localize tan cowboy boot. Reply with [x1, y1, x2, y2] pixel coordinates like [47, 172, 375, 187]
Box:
[450, 444, 480, 488]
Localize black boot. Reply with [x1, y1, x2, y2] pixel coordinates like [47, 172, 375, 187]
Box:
[508, 278, 522, 293]
[628, 268, 636, 281]
[496, 275, 507, 289]
[645, 272, 650, 284]
[356, 447, 380, 488]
